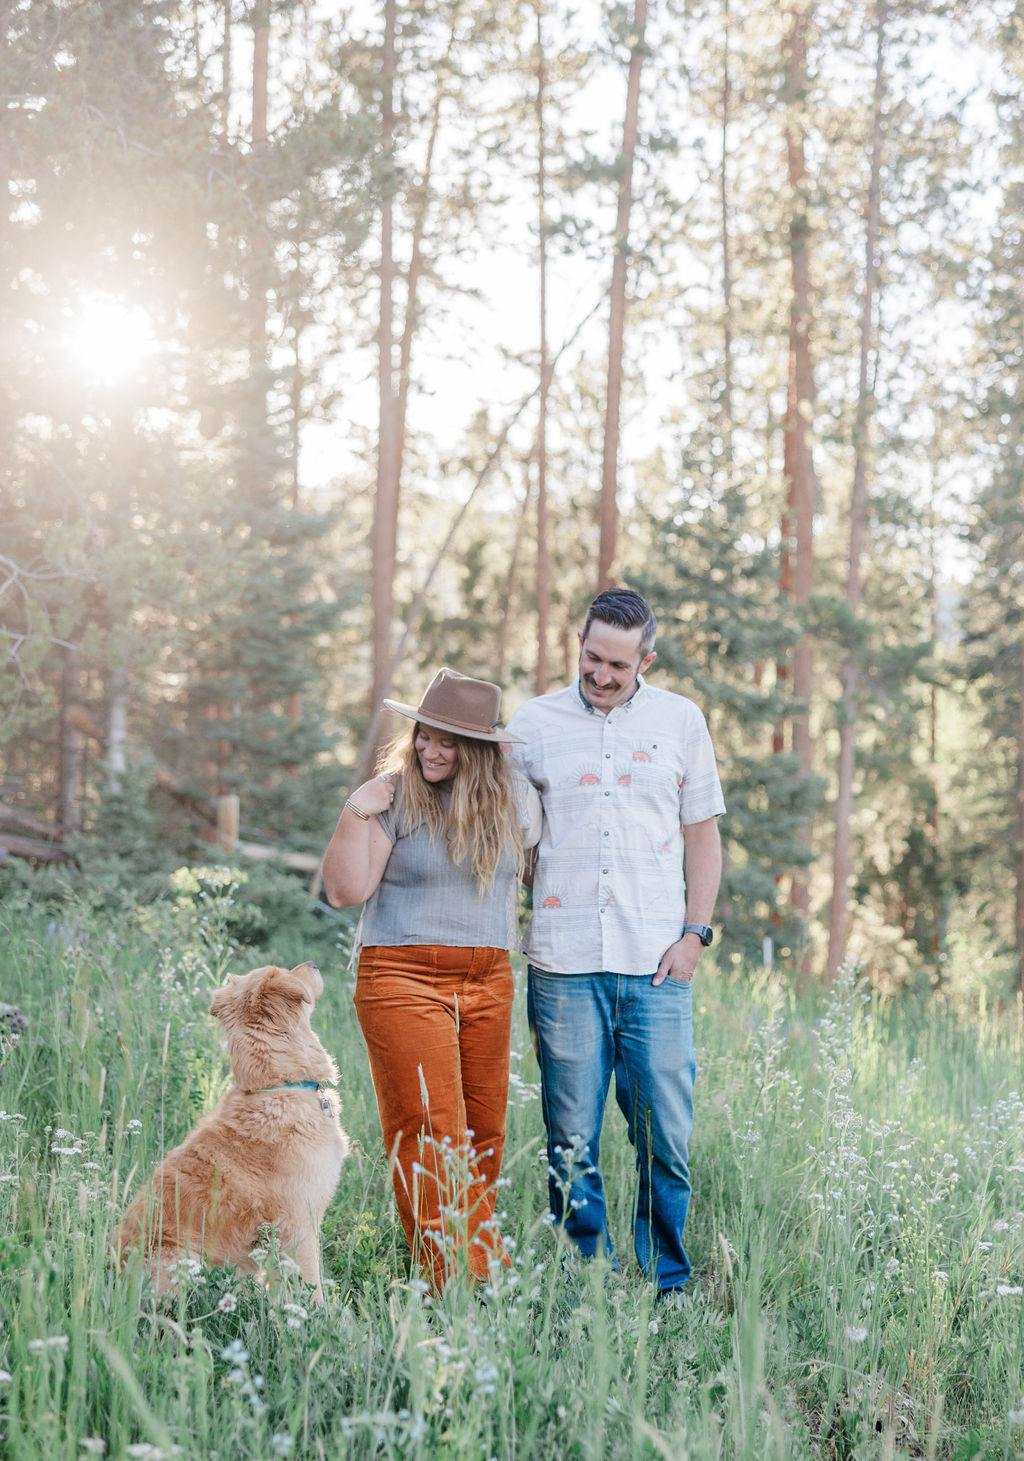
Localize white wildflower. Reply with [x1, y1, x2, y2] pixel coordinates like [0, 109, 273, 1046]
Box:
[53, 1128, 75, 1140]
[216, 1293, 237, 1314]
[28, 1335, 69, 1352]
[220, 1339, 248, 1365]
[270, 1437, 294, 1457]
[845, 1325, 868, 1344]
[79, 1441, 107, 1455]
[0, 1370, 11, 1382]
[997, 1284, 1023, 1297]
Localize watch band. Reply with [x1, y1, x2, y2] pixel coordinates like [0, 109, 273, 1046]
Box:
[682, 923, 714, 947]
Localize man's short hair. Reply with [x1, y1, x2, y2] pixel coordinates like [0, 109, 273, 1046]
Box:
[583, 589, 657, 657]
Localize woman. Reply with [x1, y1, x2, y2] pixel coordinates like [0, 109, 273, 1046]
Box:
[322, 667, 540, 1293]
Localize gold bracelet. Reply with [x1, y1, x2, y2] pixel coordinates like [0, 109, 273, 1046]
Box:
[345, 799, 370, 821]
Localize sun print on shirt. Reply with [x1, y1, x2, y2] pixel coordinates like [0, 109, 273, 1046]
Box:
[572, 764, 601, 787]
[631, 742, 657, 763]
[538, 884, 569, 910]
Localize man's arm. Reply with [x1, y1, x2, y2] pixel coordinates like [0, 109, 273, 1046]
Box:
[653, 816, 723, 986]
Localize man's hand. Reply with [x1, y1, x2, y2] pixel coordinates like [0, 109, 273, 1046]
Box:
[651, 816, 722, 986]
[653, 933, 704, 986]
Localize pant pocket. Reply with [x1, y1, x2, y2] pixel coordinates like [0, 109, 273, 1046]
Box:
[358, 945, 439, 982]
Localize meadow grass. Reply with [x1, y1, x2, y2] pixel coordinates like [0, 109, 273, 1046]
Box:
[0, 880, 1022, 1460]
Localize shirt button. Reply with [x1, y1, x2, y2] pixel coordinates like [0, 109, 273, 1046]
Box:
[605, 753, 611, 759]
[604, 791, 610, 796]
[603, 831, 609, 837]
[602, 868, 609, 874]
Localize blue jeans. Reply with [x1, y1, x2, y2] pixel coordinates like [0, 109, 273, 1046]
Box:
[527, 967, 696, 1291]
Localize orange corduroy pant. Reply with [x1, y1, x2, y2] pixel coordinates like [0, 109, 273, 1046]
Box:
[354, 944, 513, 1292]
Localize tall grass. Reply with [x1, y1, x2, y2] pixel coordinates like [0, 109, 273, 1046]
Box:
[0, 879, 1022, 1459]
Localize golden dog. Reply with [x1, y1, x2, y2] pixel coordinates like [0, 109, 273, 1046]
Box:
[116, 961, 349, 1303]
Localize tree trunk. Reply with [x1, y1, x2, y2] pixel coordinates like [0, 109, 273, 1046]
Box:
[395, 51, 449, 494]
[252, 3, 268, 149]
[597, 0, 648, 594]
[369, 0, 400, 738]
[1017, 638, 1024, 992]
[781, 0, 817, 926]
[720, 0, 734, 436]
[535, 0, 552, 693]
[497, 469, 530, 685]
[827, 1, 886, 981]
[221, 0, 232, 138]
[58, 644, 84, 834]
[107, 668, 128, 795]
[192, 0, 203, 82]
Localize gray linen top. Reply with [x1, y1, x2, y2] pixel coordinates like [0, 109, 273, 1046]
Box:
[356, 775, 541, 952]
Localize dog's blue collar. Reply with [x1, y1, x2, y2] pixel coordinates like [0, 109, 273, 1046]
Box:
[247, 1081, 325, 1094]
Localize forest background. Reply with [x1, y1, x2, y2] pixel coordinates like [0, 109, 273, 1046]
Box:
[3, 0, 1024, 997]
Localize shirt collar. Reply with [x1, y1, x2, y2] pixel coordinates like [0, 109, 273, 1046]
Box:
[574, 673, 648, 715]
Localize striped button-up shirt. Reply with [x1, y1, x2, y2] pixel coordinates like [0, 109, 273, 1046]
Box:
[506, 676, 726, 976]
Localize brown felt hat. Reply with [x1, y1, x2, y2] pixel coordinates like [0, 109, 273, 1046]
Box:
[383, 667, 525, 744]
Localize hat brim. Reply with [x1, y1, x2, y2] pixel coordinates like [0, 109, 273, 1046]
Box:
[382, 699, 525, 744]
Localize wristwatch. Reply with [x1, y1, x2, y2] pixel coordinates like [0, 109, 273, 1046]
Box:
[682, 924, 714, 947]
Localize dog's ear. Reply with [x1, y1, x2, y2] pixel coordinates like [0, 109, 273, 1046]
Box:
[263, 964, 317, 1008]
[209, 983, 231, 1021]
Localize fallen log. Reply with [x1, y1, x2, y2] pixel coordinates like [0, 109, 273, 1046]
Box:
[0, 802, 57, 837]
[234, 840, 321, 875]
[61, 707, 320, 874]
[0, 833, 70, 864]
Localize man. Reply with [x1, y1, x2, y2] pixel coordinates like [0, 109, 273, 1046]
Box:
[507, 588, 725, 1296]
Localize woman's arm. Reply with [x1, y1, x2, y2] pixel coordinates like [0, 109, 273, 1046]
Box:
[321, 775, 396, 908]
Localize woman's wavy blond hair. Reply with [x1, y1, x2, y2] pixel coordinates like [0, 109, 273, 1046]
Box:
[378, 722, 524, 893]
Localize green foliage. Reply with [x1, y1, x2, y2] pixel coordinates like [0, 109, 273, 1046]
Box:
[0, 856, 356, 970]
[1, 901, 1024, 1458]
[633, 456, 824, 957]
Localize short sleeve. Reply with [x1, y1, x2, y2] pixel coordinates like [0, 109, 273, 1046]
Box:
[374, 781, 400, 845]
[678, 710, 727, 825]
[513, 774, 543, 849]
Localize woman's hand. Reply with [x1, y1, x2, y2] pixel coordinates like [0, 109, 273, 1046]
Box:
[323, 775, 397, 908]
[347, 774, 396, 818]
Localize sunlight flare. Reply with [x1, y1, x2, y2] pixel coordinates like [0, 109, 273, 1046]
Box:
[65, 296, 155, 385]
